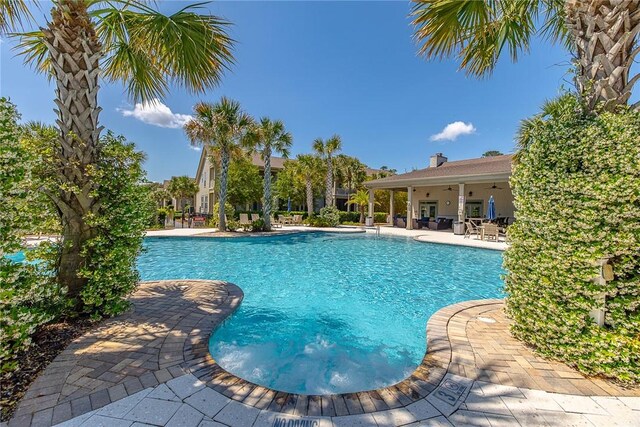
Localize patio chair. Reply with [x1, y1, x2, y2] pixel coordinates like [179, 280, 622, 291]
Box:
[464, 221, 477, 239]
[270, 215, 283, 228]
[483, 223, 499, 241]
[239, 213, 252, 231]
[251, 213, 260, 222]
[293, 214, 303, 225]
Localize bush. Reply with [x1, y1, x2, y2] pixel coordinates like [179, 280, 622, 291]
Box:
[0, 98, 62, 374]
[251, 219, 266, 232]
[156, 208, 168, 227]
[212, 202, 235, 228]
[77, 132, 155, 317]
[318, 206, 340, 227]
[374, 212, 388, 223]
[504, 94, 640, 384]
[338, 211, 360, 223]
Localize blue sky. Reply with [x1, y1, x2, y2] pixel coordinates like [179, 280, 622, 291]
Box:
[1, 1, 574, 182]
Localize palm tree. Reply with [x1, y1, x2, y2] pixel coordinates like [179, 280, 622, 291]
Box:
[411, 0, 639, 111]
[347, 189, 377, 224]
[246, 118, 292, 231]
[313, 135, 342, 207]
[167, 176, 198, 228]
[295, 154, 324, 217]
[2, 0, 234, 299]
[184, 99, 253, 232]
[335, 155, 367, 212]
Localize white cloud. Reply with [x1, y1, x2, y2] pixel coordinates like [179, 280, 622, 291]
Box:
[118, 99, 192, 128]
[188, 145, 202, 151]
[430, 121, 476, 141]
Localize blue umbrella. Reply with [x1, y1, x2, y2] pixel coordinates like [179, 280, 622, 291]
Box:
[487, 195, 496, 221]
[287, 196, 291, 212]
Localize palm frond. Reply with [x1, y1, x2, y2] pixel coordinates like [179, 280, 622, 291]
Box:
[14, 30, 51, 75]
[95, 2, 234, 101]
[0, 0, 33, 33]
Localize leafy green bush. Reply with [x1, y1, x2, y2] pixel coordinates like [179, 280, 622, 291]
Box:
[251, 219, 266, 232]
[504, 94, 640, 384]
[155, 208, 168, 228]
[374, 212, 388, 223]
[0, 98, 62, 373]
[274, 210, 307, 219]
[212, 202, 235, 228]
[318, 206, 340, 227]
[338, 211, 360, 223]
[77, 133, 155, 317]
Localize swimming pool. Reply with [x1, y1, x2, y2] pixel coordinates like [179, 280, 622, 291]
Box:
[138, 233, 503, 395]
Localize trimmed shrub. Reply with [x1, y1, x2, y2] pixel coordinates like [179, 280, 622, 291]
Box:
[338, 211, 360, 223]
[274, 210, 307, 219]
[504, 94, 640, 384]
[0, 98, 62, 373]
[373, 212, 388, 223]
[318, 206, 340, 227]
[251, 219, 266, 232]
[77, 132, 155, 317]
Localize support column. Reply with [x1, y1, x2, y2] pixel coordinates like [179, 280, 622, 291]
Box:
[368, 189, 374, 220]
[407, 186, 413, 230]
[389, 190, 395, 225]
[458, 183, 465, 223]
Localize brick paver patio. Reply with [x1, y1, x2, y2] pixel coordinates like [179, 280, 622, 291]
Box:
[8, 280, 639, 426]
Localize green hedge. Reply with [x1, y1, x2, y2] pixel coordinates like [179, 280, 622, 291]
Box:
[504, 94, 640, 384]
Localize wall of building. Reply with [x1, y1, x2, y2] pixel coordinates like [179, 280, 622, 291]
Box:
[408, 182, 515, 221]
[195, 156, 214, 214]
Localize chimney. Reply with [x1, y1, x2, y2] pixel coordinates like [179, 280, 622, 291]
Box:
[430, 153, 447, 168]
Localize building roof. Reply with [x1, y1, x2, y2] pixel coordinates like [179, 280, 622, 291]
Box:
[249, 153, 287, 170]
[365, 154, 513, 189]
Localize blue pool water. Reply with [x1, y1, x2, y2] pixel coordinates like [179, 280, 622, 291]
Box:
[139, 233, 503, 395]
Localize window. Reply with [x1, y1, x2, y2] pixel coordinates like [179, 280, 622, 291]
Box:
[465, 201, 483, 218]
[418, 201, 437, 219]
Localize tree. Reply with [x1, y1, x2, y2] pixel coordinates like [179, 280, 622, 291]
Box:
[294, 154, 325, 217]
[273, 160, 306, 210]
[482, 150, 504, 157]
[184, 99, 253, 232]
[347, 189, 377, 223]
[3, 0, 233, 307]
[246, 118, 292, 230]
[225, 156, 262, 208]
[313, 135, 342, 207]
[167, 176, 198, 227]
[411, 0, 639, 111]
[334, 154, 367, 212]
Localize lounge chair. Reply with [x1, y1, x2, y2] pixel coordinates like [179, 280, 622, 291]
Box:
[251, 213, 260, 222]
[239, 213, 252, 231]
[292, 214, 303, 225]
[270, 215, 283, 228]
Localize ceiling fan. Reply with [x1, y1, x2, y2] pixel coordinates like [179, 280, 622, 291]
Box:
[443, 186, 455, 192]
[486, 183, 504, 190]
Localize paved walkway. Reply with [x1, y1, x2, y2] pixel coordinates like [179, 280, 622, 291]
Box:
[10, 280, 638, 426]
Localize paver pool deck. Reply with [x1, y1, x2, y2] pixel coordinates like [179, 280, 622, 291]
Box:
[9, 229, 638, 426]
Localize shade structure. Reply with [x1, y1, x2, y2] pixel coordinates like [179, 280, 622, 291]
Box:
[487, 195, 496, 221]
[287, 196, 291, 212]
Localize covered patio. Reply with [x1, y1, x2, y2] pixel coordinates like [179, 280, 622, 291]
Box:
[364, 154, 514, 233]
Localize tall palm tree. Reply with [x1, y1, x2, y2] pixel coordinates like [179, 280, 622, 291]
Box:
[347, 189, 376, 224]
[411, 0, 640, 111]
[2, 0, 234, 299]
[246, 118, 292, 231]
[295, 154, 324, 217]
[184, 98, 253, 232]
[167, 176, 198, 228]
[335, 155, 367, 212]
[313, 135, 342, 207]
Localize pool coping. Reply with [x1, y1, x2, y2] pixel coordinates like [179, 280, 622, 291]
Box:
[188, 295, 504, 416]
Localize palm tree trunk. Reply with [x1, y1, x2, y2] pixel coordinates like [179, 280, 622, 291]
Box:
[262, 148, 272, 231]
[218, 150, 230, 231]
[326, 157, 333, 207]
[305, 176, 313, 217]
[42, 0, 102, 299]
[565, 0, 640, 111]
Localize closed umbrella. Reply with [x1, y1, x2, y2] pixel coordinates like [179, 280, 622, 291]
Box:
[287, 196, 291, 212]
[487, 195, 496, 221]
